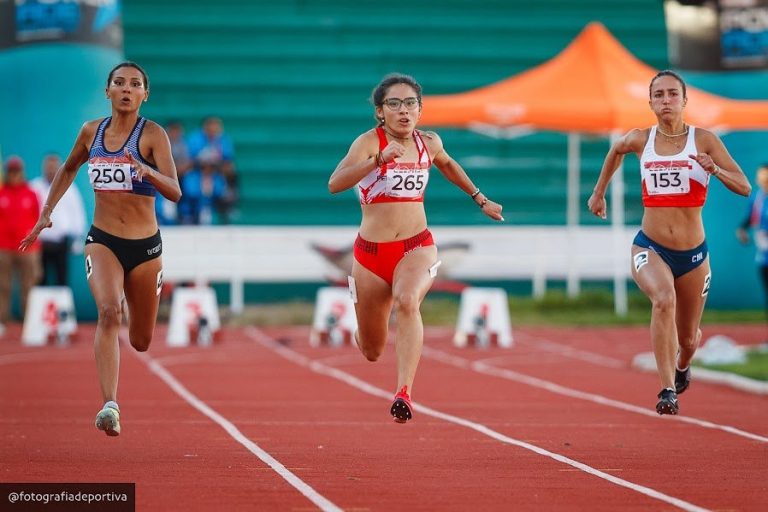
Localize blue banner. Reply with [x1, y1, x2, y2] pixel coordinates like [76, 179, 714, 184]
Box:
[0, 0, 122, 50]
[720, 0, 768, 68]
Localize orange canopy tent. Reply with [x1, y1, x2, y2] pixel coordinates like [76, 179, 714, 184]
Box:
[420, 22, 768, 134]
[420, 22, 768, 315]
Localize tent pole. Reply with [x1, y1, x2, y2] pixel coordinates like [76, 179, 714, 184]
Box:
[610, 133, 628, 316]
[567, 133, 581, 297]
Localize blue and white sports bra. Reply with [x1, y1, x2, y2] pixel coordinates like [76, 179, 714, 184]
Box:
[87, 116, 156, 197]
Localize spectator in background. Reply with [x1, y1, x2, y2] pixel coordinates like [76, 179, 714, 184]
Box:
[0, 156, 42, 328]
[167, 119, 193, 177]
[737, 164, 768, 317]
[178, 152, 228, 225]
[155, 120, 192, 225]
[186, 116, 238, 223]
[30, 153, 86, 286]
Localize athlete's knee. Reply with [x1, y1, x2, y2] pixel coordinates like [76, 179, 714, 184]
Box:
[678, 328, 702, 351]
[361, 344, 383, 362]
[129, 332, 152, 352]
[650, 291, 676, 314]
[356, 331, 384, 362]
[97, 303, 122, 329]
[393, 291, 421, 317]
[360, 340, 384, 362]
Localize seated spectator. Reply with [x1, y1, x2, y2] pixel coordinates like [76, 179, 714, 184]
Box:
[186, 116, 238, 223]
[178, 153, 228, 225]
[167, 119, 193, 177]
[155, 120, 192, 225]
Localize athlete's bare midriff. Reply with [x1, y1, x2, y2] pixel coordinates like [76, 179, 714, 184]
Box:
[641, 206, 705, 249]
[92, 193, 157, 239]
[359, 202, 427, 242]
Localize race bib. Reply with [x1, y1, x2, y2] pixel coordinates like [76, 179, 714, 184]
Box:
[88, 161, 133, 191]
[644, 161, 690, 196]
[385, 166, 429, 198]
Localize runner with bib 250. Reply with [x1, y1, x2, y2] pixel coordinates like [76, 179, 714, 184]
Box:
[20, 62, 181, 436]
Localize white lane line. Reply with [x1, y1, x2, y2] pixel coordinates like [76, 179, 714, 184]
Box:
[313, 353, 367, 367]
[425, 327, 627, 368]
[513, 333, 626, 368]
[422, 346, 768, 444]
[246, 327, 710, 512]
[133, 351, 343, 512]
[153, 352, 233, 367]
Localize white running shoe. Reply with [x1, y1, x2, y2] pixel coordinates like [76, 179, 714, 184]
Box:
[95, 406, 121, 436]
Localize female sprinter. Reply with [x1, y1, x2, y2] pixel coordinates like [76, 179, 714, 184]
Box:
[587, 70, 750, 415]
[329, 73, 504, 423]
[21, 62, 182, 435]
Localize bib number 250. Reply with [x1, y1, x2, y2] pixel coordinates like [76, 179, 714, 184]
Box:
[92, 167, 128, 185]
[88, 162, 133, 191]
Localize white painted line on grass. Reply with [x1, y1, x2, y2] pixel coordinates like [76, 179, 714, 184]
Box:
[134, 351, 343, 512]
[246, 327, 711, 512]
[633, 351, 768, 395]
[421, 346, 768, 444]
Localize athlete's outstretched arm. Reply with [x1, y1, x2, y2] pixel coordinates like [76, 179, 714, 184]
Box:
[427, 131, 504, 221]
[20, 122, 94, 250]
[587, 128, 646, 219]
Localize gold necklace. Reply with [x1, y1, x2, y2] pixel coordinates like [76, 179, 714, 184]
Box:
[657, 125, 688, 137]
[656, 124, 688, 148]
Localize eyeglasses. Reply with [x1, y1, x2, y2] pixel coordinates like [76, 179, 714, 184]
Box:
[382, 97, 420, 110]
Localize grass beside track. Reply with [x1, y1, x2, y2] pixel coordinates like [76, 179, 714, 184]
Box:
[228, 289, 765, 327]
[694, 350, 768, 382]
[225, 290, 766, 382]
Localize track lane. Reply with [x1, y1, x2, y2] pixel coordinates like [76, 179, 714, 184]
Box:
[247, 326, 767, 512]
[0, 327, 339, 512]
[2, 323, 766, 511]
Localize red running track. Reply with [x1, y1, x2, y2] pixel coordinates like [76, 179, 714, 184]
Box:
[0, 322, 766, 511]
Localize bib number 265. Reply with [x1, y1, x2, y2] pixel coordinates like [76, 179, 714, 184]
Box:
[391, 174, 425, 191]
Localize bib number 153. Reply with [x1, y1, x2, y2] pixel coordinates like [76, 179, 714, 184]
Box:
[646, 168, 690, 195]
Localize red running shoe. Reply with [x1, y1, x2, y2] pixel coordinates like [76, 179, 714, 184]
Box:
[390, 385, 413, 423]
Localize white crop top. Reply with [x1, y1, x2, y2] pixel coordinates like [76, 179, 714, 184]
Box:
[640, 125, 709, 207]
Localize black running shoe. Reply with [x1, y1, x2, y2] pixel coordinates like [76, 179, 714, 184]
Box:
[390, 386, 413, 423]
[656, 388, 679, 415]
[675, 367, 691, 394]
